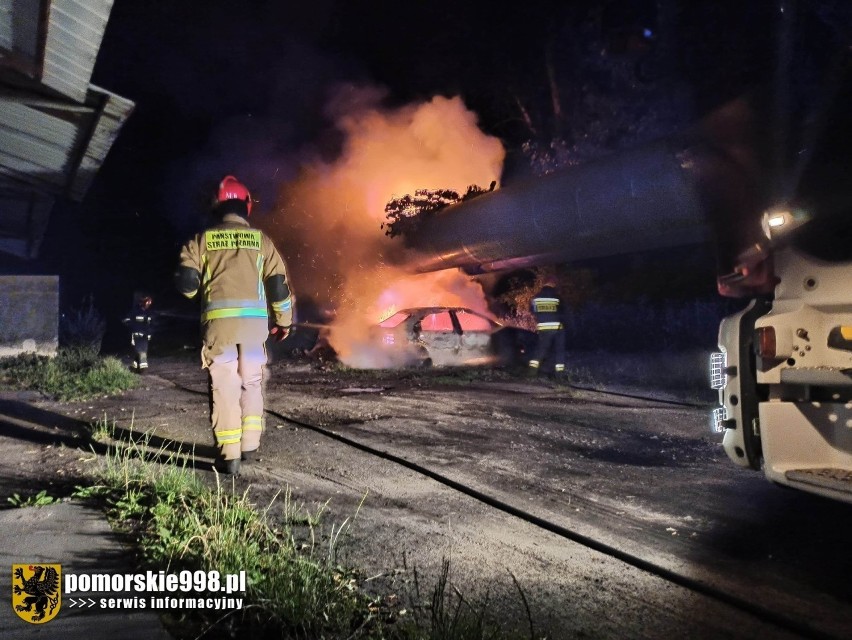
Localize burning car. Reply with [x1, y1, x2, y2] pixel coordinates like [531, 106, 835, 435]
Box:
[372, 307, 535, 367]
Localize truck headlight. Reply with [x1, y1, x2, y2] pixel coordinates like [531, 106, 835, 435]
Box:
[761, 207, 811, 240]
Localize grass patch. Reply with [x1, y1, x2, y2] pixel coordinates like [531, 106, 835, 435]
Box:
[0, 346, 135, 401]
[410, 560, 533, 640]
[73, 416, 545, 639]
[7, 489, 58, 508]
[75, 420, 398, 639]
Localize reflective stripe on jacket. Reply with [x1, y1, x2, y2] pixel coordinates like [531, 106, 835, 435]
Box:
[202, 299, 268, 322]
[178, 214, 292, 344]
[531, 286, 563, 331]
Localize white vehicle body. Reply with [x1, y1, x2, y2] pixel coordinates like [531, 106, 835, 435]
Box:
[713, 246, 852, 503]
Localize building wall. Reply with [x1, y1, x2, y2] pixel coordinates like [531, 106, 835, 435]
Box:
[0, 276, 59, 357]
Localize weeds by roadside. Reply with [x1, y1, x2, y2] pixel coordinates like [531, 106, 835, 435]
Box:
[0, 346, 135, 401]
[7, 489, 57, 507]
[411, 559, 520, 640]
[73, 417, 398, 638]
[71, 415, 545, 639]
[60, 295, 106, 353]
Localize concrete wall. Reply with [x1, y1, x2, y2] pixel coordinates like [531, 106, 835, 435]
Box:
[0, 275, 58, 357]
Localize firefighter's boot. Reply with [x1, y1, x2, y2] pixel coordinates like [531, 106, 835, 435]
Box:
[214, 456, 241, 475]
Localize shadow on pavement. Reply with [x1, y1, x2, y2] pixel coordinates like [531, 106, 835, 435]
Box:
[697, 483, 852, 603]
[0, 398, 219, 474]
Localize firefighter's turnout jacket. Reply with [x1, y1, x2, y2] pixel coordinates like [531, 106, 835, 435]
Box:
[177, 213, 293, 344]
[176, 213, 293, 460]
[529, 284, 565, 373]
[530, 285, 563, 332]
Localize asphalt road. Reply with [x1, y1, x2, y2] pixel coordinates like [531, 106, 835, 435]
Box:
[259, 368, 852, 639]
[5, 355, 851, 639]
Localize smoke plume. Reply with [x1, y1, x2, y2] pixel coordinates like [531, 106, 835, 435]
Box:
[268, 88, 505, 366]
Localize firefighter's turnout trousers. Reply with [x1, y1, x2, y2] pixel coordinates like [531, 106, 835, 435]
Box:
[203, 326, 267, 461]
[131, 333, 149, 371]
[124, 307, 153, 371]
[529, 329, 565, 373]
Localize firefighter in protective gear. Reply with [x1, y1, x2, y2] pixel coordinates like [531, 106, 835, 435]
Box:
[175, 175, 293, 475]
[528, 275, 566, 375]
[122, 294, 154, 373]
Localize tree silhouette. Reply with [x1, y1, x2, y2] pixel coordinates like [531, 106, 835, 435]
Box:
[382, 183, 493, 240]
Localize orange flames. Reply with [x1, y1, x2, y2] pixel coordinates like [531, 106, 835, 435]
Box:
[270, 89, 504, 367]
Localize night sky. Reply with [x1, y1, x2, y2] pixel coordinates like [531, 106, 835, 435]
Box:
[41, 1, 622, 310]
[25, 0, 852, 348]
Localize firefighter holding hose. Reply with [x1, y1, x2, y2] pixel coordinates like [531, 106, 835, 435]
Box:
[175, 176, 293, 475]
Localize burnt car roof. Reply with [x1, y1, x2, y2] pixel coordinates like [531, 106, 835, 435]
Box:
[394, 306, 491, 316]
[387, 307, 503, 325]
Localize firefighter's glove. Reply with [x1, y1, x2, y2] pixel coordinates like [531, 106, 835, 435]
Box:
[270, 325, 291, 342]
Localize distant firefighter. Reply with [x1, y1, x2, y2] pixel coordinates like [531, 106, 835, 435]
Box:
[122, 294, 154, 373]
[175, 176, 293, 475]
[528, 275, 566, 375]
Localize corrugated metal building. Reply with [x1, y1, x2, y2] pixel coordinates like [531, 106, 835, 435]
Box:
[0, 0, 133, 354]
[0, 0, 133, 258]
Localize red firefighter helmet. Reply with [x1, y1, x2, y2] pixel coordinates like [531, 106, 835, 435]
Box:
[217, 175, 252, 215]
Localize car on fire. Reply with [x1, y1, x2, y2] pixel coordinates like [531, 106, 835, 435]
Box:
[372, 306, 535, 367]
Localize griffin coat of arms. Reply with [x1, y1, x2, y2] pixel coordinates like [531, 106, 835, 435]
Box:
[12, 564, 61, 623]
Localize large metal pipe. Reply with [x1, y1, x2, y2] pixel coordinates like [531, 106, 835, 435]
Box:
[406, 138, 713, 274]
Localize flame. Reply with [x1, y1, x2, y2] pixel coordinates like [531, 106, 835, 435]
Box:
[270, 89, 505, 367]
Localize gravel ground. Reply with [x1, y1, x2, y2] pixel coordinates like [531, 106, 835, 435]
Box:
[1, 353, 850, 639]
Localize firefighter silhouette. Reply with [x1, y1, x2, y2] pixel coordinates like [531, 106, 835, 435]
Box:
[123, 294, 154, 373]
[528, 275, 566, 375]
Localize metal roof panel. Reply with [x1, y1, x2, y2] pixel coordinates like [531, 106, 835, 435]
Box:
[0, 86, 135, 201]
[0, 125, 71, 171]
[0, 99, 79, 148]
[69, 85, 134, 199]
[0, 1, 132, 259]
[41, 0, 114, 101]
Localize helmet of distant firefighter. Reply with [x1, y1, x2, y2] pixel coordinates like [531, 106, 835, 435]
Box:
[216, 175, 253, 216]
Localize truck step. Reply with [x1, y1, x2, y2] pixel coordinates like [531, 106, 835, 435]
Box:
[786, 468, 852, 495]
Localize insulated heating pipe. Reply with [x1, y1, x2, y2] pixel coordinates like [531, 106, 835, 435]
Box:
[405, 139, 717, 275]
